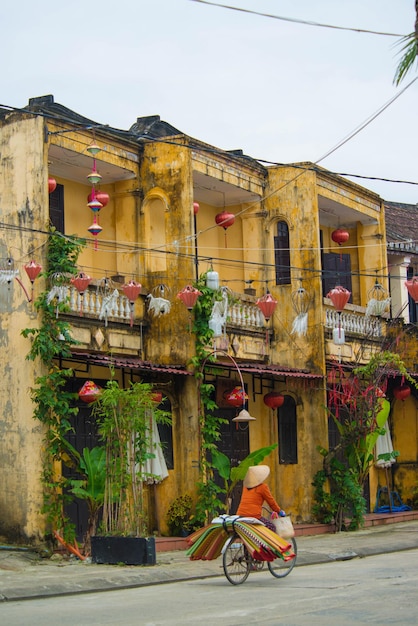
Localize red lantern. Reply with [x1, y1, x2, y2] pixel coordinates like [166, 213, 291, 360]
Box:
[327, 285, 351, 312]
[24, 260, 42, 283]
[215, 211, 235, 247]
[393, 385, 411, 401]
[256, 291, 278, 321]
[405, 277, 418, 303]
[263, 391, 285, 409]
[71, 272, 91, 316]
[122, 280, 142, 327]
[215, 211, 235, 230]
[331, 229, 349, 245]
[78, 380, 102, 403]
[48, 178, 57, 194]
[71, 272, 91, 294]
[177, 285, 202, 310]
[151, 391, 163, 404]
[95, 190, 110, 208]
[193, 202, 199, 215]
[225, 386, 248, 408]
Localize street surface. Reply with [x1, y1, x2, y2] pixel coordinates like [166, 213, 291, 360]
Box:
[1, 548, 417, 625]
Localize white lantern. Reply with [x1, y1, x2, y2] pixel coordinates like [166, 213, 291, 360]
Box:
[206, 270, 219, 290]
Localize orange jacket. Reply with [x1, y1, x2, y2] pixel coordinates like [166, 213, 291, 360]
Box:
[236, 483, 281, 519]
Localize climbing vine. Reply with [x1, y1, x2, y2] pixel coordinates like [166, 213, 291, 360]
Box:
[21, 230, 85, 542]
[190, 273, 229, 524]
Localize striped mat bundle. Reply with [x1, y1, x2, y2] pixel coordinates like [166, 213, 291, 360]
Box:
[186, 515, 295, 562]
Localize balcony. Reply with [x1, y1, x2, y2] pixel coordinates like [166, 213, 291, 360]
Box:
[324, 298, 385, 339]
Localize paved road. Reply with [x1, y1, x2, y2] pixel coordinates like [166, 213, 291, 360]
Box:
[1, 548, 417, 625]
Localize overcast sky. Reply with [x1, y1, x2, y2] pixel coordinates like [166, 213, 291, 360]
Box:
[3, 0, 417, 203]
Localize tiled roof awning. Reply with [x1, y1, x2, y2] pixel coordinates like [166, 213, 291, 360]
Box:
[204, 361, 322, 380]
[70, 352, 192, 376]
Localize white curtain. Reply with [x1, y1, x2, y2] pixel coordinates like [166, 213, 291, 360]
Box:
[142, 415, 169, 485]
[375, 427, 396, 468]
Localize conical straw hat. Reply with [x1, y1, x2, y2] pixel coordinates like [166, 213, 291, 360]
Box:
[244, 465, 270, 488]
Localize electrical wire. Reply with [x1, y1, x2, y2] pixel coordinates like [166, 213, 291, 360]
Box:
[188, 0, 405, 37]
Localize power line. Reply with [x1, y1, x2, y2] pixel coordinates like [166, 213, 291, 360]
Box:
[188, 0, 405, 37]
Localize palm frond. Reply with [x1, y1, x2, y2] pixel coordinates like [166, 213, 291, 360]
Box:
[394, 32, 418, 85]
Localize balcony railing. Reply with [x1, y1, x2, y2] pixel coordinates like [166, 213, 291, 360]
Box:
[324, 299, 385, 339]
[66, 285, 131, 323]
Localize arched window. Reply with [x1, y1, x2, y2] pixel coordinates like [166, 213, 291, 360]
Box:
[274, 220, 291, 285]
[278, 396, 297, 464]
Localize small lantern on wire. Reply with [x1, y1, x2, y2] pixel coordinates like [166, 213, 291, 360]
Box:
[290, 283, 311, 337]
[365, 278, 390, 317]
[122, 280, 142, 327]
[71, 272, 92, 316]
[393, 384, 411, 402]
[24, 260, 42, 302]
[327, 285, 351, 344]
[177, 285, 202, 310]
[78, 380, 102, 404]
[263, 391, 285, 409]
[225, 386, 248, 408]
[215, 210, 235, 248]
[331, 228, 349, 261]
[405, 276, 418, 303]
[256, 289, 278, 346]
[48, 178, 57, 194]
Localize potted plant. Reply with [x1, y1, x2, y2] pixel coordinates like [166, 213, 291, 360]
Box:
[68, 446, 106, 556]
[90, 379, 170, 565]
[166, 494, 197, 536]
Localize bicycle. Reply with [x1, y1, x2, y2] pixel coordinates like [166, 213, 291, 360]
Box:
[222, 524, 297, 585]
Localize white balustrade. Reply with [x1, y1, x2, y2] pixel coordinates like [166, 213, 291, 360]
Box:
[325, 306, 383, 338]
[229, 301, 265, 330]
[66, 286, 130, 322]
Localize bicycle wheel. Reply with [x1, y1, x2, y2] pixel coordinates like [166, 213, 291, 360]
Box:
[222, 533, 251, 585]
[267, 538, 297, 578]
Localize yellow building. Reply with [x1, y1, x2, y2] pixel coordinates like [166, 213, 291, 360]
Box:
[0, 95, 415, 545]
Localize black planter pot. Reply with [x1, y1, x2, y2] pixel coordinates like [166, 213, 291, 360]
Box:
[91, 536, 156, 566]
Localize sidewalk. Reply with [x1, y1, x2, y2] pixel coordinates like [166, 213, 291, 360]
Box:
[0, 519, 417, 602]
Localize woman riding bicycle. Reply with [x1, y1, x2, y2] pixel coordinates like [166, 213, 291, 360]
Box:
[236, 465, 285, 532]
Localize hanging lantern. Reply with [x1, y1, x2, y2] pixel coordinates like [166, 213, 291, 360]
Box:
[215, 211, 235, 247]
[263, 391, 285, 409]
[290, 285, 311, 336]
[206, 269, 219, 290]
[393, 384, 411, 401]
[327, 285, 351, 312]
[151, 391, 163, 404]
[405, 276, 418, 303]
[24, 260, 42, 302]
[331, 229, 349, 246]
[48, 178, 57, 194]
[95, 190, 110, 208]
[193, 202, 199, 215]
[24, 260, 42, 283]
[88, 220, 103, 250]
[97, 277, 118, 327]
[365, 279, 390, 317]
[122, 280, 142, 327]
[78, 380, 102, 404]
[327, 285, 351, 343]
[86, 142, 101, 157]
[177, 285, 202, 310]
[71, 272, 92, 316]
[225, 386, 248, 408]
[256, 290, 277, 322]
[88, 190, 109, 208]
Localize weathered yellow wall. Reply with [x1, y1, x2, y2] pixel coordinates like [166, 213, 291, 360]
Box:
[0, 114, 48, 543]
